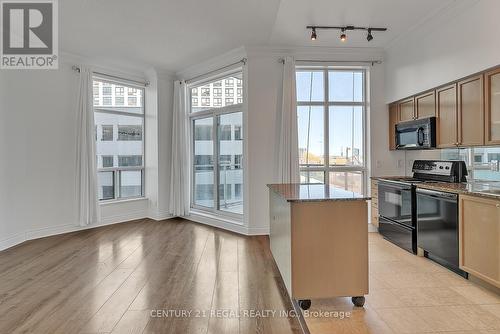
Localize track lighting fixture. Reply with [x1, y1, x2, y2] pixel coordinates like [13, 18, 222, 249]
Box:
[306, 25, 387, 43]
[340, 29, 347, 42]
[367, 28, 373, 42]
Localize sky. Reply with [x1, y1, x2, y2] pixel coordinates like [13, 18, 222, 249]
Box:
[296, 70, 364, 165]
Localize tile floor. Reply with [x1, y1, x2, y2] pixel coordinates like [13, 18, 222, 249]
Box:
[304, 232, 500, 334]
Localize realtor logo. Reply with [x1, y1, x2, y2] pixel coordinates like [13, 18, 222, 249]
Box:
[1, 0, 58, 69]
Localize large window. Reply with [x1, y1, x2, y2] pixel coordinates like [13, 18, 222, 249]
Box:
[93, 78, 145, 201]
[190, 71, 244, 217]
[296, 68, 366, 194]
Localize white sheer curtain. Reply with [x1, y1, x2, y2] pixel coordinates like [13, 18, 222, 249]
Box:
[169, 81, 190, 216]
[277, 56, 300, 183]
[75, 66, 100, 226]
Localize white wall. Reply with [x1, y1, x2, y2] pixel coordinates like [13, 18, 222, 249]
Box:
[0, 55, 173, 250]
[177, 46, 392, 234]
[385, 0, 500, 102]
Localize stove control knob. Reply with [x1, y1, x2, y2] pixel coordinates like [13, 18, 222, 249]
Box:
[439, 166, 444, 169]
[445, 166, 450, 170]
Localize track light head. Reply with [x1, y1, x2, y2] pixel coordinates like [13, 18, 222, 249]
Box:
[367, 28, 373, 42]
[311, 28, 317, 41]
[340, 29, 347, 42]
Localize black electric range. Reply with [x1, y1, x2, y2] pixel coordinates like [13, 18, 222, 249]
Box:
[377, 160, 467, 255]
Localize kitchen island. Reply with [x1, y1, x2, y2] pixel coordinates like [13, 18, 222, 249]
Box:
[267, 183, 371, 311]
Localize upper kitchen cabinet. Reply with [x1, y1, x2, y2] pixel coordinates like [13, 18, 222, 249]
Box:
[399, 97, 415, 122]
[458, 74, 484, 146]
[485, 68, 500, 144]
[437, 84, 458, 148]
[415, 90, 436, 119]
[388, 103, 399, 150]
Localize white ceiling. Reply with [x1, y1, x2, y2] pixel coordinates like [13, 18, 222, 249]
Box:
[60, 0, 459, 72]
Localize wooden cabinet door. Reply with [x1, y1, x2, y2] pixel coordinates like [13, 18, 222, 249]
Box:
[399, 97, 415, 122]
[388, 103, 399, 150]
[485, 68, 500, 144]
[415, 90, 436, 119]
[458, 75, 484, 146]
[437, 84, 458, 148]
[459, 195, 500, 288]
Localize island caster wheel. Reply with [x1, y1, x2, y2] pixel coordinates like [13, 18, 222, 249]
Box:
[298, 299, 311, 310]
[351, 296, 365, 307]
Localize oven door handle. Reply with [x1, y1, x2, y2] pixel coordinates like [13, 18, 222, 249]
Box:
[416, 188, 457, 200]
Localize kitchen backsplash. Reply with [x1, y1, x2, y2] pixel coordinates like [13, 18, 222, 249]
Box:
[404, 146, 500, 182]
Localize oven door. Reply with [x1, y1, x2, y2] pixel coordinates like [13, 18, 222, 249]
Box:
[378, 181, 414, 228]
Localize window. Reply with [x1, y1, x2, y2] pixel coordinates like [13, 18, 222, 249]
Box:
[118, 125, 142, 141]
[101, 125, 113, 141]
[219, 124, 231, 140]
[102, 155, 114, 168]
[118, 155, 142, 167]
[296, 68, 366, 194]
[442, 146, 500, 181]
[94, 78, 145, 201]
[235, 154, 242, 169]
[201, 87, 210, 96]
[192, 97, 198, 106]
[235, 125, 242, 140]
[190, 75, 243, 113]
[190, 71, 244, 216]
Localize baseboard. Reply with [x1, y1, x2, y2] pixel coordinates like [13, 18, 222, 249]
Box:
[186, 212, 269, 236]
[0, 232, 26, 252]
[1, 209, 150, 252]
[246, 226, 270, 235]
[187, 213, 249, 235]
[147, 208, 174, 221]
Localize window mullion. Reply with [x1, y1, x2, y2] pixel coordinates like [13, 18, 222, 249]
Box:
[324, 68, 329, 184]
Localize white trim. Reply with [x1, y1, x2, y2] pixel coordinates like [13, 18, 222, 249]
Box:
[0, 233, 26, 252]
[148, 209, 174, 221]
[100, 197, 149, 206]
[186, 211, 267, 236]
[0, 209, 149, 252]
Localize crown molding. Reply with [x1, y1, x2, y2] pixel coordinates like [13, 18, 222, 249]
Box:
[176, 46, 247, 80]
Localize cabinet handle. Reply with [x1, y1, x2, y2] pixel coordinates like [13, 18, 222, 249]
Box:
[496, 204, 500, 208]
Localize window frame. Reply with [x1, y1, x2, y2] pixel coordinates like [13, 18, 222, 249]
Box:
[188, 69, 244, 220]
[296, 66, 368, 195]
[93, 77, 146, 202]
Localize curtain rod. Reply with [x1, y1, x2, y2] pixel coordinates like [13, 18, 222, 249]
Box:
[279, 58, 382, 66]
[185, 58, 247, 84]
[71, 65, 150, 87]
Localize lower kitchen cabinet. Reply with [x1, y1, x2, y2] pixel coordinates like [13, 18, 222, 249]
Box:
[459, 195, 500, 288]
[371, 179, 379, 228]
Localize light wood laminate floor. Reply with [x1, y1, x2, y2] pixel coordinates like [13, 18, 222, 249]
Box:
[2, 219, 500, 334]
[0, 218, 301, 334]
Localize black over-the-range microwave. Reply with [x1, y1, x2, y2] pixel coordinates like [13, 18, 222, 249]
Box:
[395, 117, 436, 150]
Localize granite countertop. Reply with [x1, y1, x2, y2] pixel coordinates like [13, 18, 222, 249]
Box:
[373, 176, 500, 201]
[267, 183, 371, 202]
